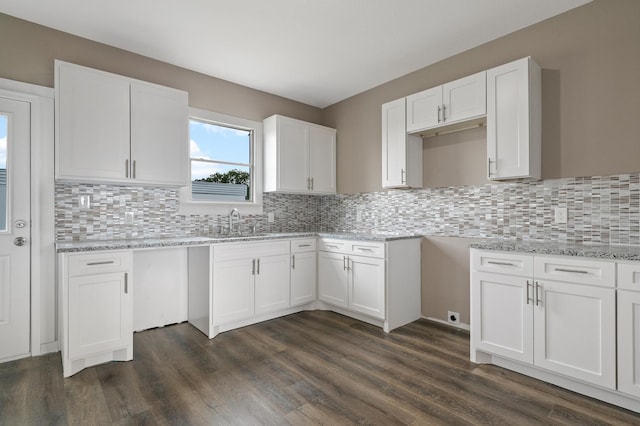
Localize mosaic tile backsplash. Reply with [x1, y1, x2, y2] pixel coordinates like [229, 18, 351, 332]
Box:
[55, 173, 640, 246]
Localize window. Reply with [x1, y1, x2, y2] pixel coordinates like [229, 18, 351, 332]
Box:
[190, 119, 253, 202]
[179, 108, 263, 215]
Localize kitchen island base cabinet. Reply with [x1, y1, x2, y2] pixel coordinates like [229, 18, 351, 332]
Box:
[59, 250, 133, 378]
[317, 237, 421, 332]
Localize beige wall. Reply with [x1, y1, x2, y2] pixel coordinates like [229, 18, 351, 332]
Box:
[0, 13, 322, 124]
[323, 0, 640, 194]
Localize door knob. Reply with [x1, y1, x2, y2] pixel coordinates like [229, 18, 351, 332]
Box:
[14, 237, 27, 246]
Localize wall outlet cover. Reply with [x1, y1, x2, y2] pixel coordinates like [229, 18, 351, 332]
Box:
[447, 311, 460, 325]
[267, 212, 275, 223]
[554, 207, 568, 224]
[125, 211, 134, 225]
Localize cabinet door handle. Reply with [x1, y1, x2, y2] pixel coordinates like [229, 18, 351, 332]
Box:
[124, 273, 128, 294]
[292, 254, 296, 270]
[526, 280, 532, 305]
[554, 268, 589, 274]
[437, 105, 441, 123]
[257, 258, 260, 275]
[86, 260, 115, 266]
[487, 158, 494, 177]
[401, 168, 406, 185]
[252, 259, 255, 275]
[310, 177, 314, 190]
[132, 160, 136, 179]
[442, 104, 446, 122]
[535, 281, 542, 306]
[125, 159, 129, 178]
[487, 261, 514, 267]
[343, 256, 347, 271]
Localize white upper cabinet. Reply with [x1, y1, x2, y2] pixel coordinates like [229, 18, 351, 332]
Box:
[263, 115, 336, 194]
[381, 98, 422, 189]
[486, 57, 541, 180]
[406, 71, 486, 133]
[55, 61, 189, 186]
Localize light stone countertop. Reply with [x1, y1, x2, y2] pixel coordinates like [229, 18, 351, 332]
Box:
[56, 232, 423, 253]
[470, 239, 640, 262]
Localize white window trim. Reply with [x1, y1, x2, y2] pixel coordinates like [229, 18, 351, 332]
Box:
[179, 107, 263, 216]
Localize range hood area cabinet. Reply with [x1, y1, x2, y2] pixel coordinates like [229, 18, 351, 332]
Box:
[55, 60, 189, 186]
[381, 98, 423, 189]
[406, 71, 487, 133]
[486, 57, 541, 181]
[263, 115, 336, 194]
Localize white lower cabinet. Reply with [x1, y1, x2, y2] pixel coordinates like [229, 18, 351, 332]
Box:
[618, 262, 640, 399]
[254, 254, 291, 315]
[212, 257, 256, 324]
[290, 238, 318, 306]
[471, 249, 639, 412]
[59, 250, 133, 377]
[318, 237, 421, 331]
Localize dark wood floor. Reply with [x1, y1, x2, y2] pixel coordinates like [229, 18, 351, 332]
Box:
[1, 311, 638, 425]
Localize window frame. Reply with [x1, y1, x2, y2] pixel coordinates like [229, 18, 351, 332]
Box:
[179, 107, 263, 215]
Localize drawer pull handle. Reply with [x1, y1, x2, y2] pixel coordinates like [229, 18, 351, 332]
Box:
[298, 244, 311, 248]
[555, 268, 589, 274]
[124, 273, 128, 294]
[86, 260, 115, 266]
[325, 244, 339, 248]
[487, 261, 515, 267]
[292, 254, 296, 270]
[356, 248, 374, 252]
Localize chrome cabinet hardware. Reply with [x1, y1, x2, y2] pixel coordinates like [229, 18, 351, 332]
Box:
[257, 258, 260, 275]
[291, 254, 296, 270]
[401, 168, 406, 185]
[526, 280, 533, 305]
[310, 177, 314, 190]
[343, 256, 347, 271]
[298, 244, 311, 248]
[132, 160, 137, 179]
[86, 260, 115, 266]
[124, 273, 128, 294]
[437, 105, 441, 123]
[252, 259, 255, 275]
[442, 104, 447, 122]
[487, 261, 514, 267]
[125, 159, 129, 178]
[356, 247, 374, 252]
[488, 158, 494, 177]
[535, 281, 542, 306]
[555, 268, 589, 274]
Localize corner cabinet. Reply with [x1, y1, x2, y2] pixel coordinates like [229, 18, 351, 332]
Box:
[263, 115, 336, 194]
[59, 250, 133, 377]
[381, 98, 422, 188]
[317, 237, 421, 332]
[486, 56, 541, 180]
[55, 60, 189, 186]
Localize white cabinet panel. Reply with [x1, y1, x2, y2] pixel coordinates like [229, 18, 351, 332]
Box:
[291, 251, 317, 306]
[381, 98, 422, 188]
[56, 63, 131, 181]
[308, 126, 336, 193]
[254, 254, 291, 315]
[406, 86, 441, 132]
[276, 117, 308, 192]
[618, 290, 640, 398]
[318, 251, 348, 308]
[212, 258, 255, 324]
[471, 271, 533, 363]
[487, 57, 541, 180]
[349, 255, 385, 320]
[442, 71, 486, 125]
[533, 280, 616, 389]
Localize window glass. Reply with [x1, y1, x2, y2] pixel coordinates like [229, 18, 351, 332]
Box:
[189, 119, 252, 202]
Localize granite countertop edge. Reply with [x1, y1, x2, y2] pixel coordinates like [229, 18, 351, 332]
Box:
[56, 232, 423, 253]
[470, 240, 640, 262]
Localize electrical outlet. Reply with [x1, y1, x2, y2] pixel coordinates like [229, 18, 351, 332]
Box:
[356, 207, 363, 222]
[448, 311, 460, 325]
[79, 195, 91, 210]
[125, 212, 134, 225]
[554, 207, 568, 224]
[267, 212, 275, 223]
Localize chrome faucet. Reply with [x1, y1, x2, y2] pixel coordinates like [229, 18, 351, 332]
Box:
[229, 208, 241, 234]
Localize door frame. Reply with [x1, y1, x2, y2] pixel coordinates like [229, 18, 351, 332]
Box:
[0, 77, 55, 357]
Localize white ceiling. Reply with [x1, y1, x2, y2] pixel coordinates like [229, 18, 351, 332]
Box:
[0, 0, 590, 108]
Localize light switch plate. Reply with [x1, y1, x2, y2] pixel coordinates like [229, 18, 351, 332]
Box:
[267, 212, 275, 223]
[554, 207, 568, 224]
[125, 212, 134, 225]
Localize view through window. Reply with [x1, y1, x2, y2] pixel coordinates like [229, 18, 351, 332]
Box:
[189, 118, 253, 202]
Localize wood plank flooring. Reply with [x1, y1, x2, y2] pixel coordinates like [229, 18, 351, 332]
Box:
[1, 311, 638, 425]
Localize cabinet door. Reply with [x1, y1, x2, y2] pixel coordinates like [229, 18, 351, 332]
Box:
[68, 272, 130, 359]
[212, 258, 255, 324]
[471, 271, 533, 363]
[130, 82, 189, 186]
[382, 98, 406, 188]
[317, 251, 348, 308]
[291, 251, 317, 306]
[277, 117, 309, 192]
[486, 57, 541, 180]
[406, 86, 442, 132]
[533, 280, 616, 389]
[442, 71, 486, 124]
[618, 290, 640, 398]
[56, 63, 131, 181]
[349, 255, 385, 320]
[254, 254, 291, 315]
[308, 126, 336, 194]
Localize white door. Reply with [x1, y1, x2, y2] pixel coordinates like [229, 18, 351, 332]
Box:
[254, 254, 291, 315]
[0, 97, 31, 361]
[349, 255, 385, 320]
[212, 258, 255, 324]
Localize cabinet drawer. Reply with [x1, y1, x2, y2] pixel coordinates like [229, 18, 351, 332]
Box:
[213, 239, 290, 261]
[67, 250, 132, 277]
[618, 262, 640, 291]
[319, 239, 347, 253]
[291, 238, 317, 253]
[349, 242, 384, 258]
[471, 250, 533, 277]
[534, 256, 614, 288]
